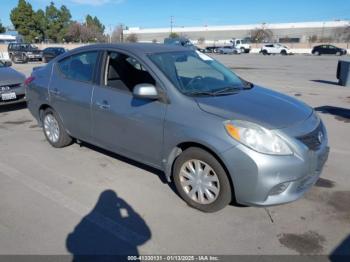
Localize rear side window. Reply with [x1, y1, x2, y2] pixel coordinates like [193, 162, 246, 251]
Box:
[58, 51, 98, 82]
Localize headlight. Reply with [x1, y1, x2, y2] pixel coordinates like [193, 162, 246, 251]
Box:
[224, 120, 293, 155]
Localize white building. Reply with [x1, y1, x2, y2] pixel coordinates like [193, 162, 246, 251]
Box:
[123, 20, 350, 44]
[0, 34, 17, 44]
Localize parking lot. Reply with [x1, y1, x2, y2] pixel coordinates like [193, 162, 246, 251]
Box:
[0, 54, 349, 258]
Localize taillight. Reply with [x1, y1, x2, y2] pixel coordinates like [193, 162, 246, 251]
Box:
[24, 76, 35, 86]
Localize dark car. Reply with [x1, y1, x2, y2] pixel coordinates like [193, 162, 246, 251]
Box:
[26, 44, 329, 212]
[8, 43, 42, 63]
[312, 45, 347, 56]
[42, 47, 66, 63]
[0, 60, 26, 104]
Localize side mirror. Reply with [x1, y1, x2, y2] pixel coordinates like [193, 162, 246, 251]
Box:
[133, 84, 159, 100]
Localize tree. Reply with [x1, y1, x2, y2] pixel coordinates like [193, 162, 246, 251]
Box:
[86, 15, 105, 34]
[169, 32, 179, 39]
[197, 37, 205, 45]
[45, 2, 71, 42]
[0, 20, 5, 33]
[125, 33, 138, 43]
[111, 24, 124, 43]
[250, 28, 274, 43]
[65, 21, 106, 43]
[10, 0, 39, 42]
[308, 35, 318, 43]
[10, 0, 72, 42]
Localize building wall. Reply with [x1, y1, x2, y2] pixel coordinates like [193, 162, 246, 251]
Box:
[124, 21, 350, 44]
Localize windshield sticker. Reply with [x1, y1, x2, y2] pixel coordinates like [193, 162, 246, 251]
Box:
[196, 51, 213, 61]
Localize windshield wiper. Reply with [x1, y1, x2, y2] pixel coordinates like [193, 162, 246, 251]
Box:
[184, 90, 216, 96]
[212, 86, 241, 95]
[185, 87, 241, 97]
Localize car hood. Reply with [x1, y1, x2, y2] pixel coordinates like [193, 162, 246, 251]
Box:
[195, 86, 313, 129]
[0, 67, 25, 86]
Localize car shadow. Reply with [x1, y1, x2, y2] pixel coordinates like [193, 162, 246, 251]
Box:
[0, 101, 27, 113]
[329, 234, 350, 261]
[315, 106, 350, 120]
[66, 190, 151, 262]
[311, 80, 339, 86]
[78, 142, 247, 209]
[79, 141, 168, 184]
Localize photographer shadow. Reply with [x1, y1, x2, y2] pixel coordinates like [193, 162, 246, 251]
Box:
[66, 190, 151, 262]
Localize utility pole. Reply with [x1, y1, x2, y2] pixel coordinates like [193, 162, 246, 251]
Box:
[170, 16, 174, 34]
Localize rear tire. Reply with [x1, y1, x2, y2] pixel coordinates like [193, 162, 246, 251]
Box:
[173, 147, 232, 212]
[314, 51, 320, 56]
[42, 108, 72, 148]
[281, 50, 287, 56]
[262, 50, 268, 55]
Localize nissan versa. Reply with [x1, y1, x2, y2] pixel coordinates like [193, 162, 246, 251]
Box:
[25, 44, 329, 212]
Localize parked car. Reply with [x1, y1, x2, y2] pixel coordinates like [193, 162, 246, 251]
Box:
[311, 45, 347, 56]
[164, 37, 196, 50]
[42, 47, 66, 63]
[0, 60, 26, 104]
[217, 46, 242, 54]
[26, 44, 329, 212]
[203, 46, 218, 53]
[260, 44, 292, 55]
[8, 43, 42, 63]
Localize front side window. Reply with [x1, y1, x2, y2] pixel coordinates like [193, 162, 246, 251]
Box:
[58, 51, 98, 82]
[149, 51, 245, 96]
[103, 51, 155, 92]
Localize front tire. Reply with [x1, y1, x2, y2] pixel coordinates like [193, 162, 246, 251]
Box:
[42, 108, 72, 148]
[173, 147, 232, 212]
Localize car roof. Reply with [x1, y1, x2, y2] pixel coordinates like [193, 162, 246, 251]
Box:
[67, 43, 190, 55]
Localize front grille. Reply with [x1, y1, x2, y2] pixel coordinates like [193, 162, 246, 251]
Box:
[297, 124, 323, 151]
[0, 83, 21, 91]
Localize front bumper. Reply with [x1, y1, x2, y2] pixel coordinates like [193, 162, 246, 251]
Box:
[27, 54, 42, 60]
[220, 130, 329, 206]
[0, 84, 26, 104]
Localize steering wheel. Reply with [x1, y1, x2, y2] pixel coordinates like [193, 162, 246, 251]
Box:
[186, 76, 203, 89]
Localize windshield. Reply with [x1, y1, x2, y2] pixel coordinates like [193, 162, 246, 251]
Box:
[149, 51, 245, 95]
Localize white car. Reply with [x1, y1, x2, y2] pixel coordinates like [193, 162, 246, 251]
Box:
[260, 44, 293, 55]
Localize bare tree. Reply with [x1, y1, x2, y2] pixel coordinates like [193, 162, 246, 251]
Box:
[250, 28, 274, 43]
[65, 21, 106, 43]
[308, 35, 318, 43]
[197, 37, 205, 45]
[111, 24, 124, 43]
[125, 33, 138, 43]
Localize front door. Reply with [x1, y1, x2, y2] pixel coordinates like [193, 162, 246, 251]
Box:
[91, 51, 166, 167]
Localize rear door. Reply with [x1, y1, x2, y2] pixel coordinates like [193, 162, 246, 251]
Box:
[49, 51, 99, 141]
[91, 50, 166, 167]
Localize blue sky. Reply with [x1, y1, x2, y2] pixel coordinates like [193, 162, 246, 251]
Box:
[1, 0, 349, 32]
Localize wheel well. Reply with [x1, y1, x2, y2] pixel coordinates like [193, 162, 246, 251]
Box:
[173, 142, 236, 201]
[38, 104, 51, 122]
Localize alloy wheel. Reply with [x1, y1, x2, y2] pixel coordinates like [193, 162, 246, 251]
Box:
[44, 114, 60, 143]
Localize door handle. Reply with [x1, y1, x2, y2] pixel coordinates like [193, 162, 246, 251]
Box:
[96, 101, 110, 110]
[50, 88, 60, 95]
